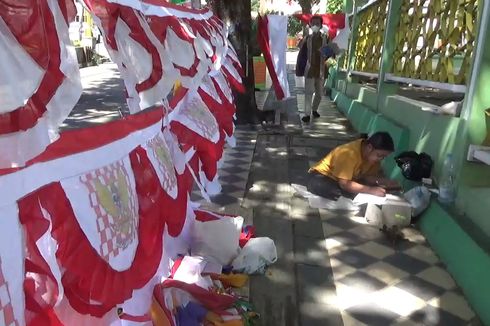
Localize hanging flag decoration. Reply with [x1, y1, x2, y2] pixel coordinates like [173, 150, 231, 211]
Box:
[293, 13, 346, 40]
[0, 0, 82, 168]
[0, 0, 273, 325]
[331, 14, 351, 51]
[257, 15, 291, 101]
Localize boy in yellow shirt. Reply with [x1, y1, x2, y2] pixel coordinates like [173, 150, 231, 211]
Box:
[307, 132, 399, 199]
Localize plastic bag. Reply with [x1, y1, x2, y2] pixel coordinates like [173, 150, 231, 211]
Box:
[191, 216, 243, 266]
[231, 237, 277, 274]
[395, 151, 433, 181]
[404, 186, 431, 217]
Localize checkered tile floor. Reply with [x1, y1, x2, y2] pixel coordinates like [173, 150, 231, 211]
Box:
[321, 210, 478, 325]
[283, 61, 481, 325]
[191, 57, 482, 324]
[191, 127, 257, 211]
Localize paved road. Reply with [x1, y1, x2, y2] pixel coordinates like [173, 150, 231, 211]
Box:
[61, 63, 128, 130]
[64, 51, 300, 131]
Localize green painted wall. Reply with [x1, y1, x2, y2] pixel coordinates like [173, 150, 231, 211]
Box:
[335, 84, 464, 181]
[457, 188, 490, 237]
[420, 203, 490, 325]
[345, 82, 360, 99]
[358, 87, 378, 110]
[459, 4, 490, 188]
[378, 95, 463, 180]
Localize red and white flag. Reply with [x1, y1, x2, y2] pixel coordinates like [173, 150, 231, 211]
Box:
[84, 0, 240, 113]
[0, 1, 247, 324]
[0, 0, 82, 168]
[257, 15, 290, 101]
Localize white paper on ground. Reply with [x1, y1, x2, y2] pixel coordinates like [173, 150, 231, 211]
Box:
[353, 193, 388, 205]
[291, 184, 311, 197]
[291, 184, 359, 211]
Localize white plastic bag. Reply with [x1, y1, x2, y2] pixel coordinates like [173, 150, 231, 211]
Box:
[191, 216, 243, 266]
[231, 237, 277, 274]
[404, 186, 431, 217]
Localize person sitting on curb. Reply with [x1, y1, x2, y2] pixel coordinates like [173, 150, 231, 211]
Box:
[307, 132, 400, 200]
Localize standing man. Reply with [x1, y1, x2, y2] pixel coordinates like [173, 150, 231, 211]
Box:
[296, 16, 329, 123]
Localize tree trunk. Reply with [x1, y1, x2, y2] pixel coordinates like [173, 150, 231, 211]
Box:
[209, 0, 262, 124]
[299, 0, 312, 36]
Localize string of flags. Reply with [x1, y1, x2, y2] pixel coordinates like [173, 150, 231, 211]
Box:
[0, 0, 277, 325]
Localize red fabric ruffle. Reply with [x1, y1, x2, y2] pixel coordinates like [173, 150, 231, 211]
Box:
[19, 146, 167, 317]
[0, 0, 64, 134]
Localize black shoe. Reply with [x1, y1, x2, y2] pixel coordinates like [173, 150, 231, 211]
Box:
[301, 116, 310, 123]
[312, 111, 320, 118]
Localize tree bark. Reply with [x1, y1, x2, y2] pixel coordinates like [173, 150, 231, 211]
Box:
[299, 0, 313, 14]
[299, 0, 313, 36]
[209, 0, 262, 124]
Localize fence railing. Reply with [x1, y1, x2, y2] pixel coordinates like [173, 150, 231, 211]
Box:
[389, 0, 480, 88]
[351, 0, 389, 74]
[341, 0, 479, 91]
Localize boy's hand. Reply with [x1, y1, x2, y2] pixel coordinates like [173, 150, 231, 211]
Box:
[369, 186, 387, 197]
[378, 178, 401, 190]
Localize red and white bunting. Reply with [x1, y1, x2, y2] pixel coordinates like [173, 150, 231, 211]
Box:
[0, 0, 82, 168]
[0, 0, 247, 324]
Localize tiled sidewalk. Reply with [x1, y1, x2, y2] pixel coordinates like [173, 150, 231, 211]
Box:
[247, 96, 480, 325]
[322, 209, 476, 325]
[190, 127, 257, 218]
[191, 55, 481, 325]
[288, 59, 479, 325]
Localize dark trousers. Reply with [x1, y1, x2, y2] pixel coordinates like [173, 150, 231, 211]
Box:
[306, 172, 355, 200]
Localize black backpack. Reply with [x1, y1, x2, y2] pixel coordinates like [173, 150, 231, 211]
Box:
[295, 40, 308, 77]
[395, 151, 433, 181]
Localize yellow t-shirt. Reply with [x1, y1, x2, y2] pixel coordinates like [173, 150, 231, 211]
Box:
[309, 139, 380, 181]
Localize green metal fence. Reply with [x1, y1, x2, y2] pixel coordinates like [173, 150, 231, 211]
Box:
[344, 0, 479, 90]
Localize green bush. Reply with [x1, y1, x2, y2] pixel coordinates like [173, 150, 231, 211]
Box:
[326, 0, 344, 13]
[287, 16, 303, 37]
[251, 0, 260, 12]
